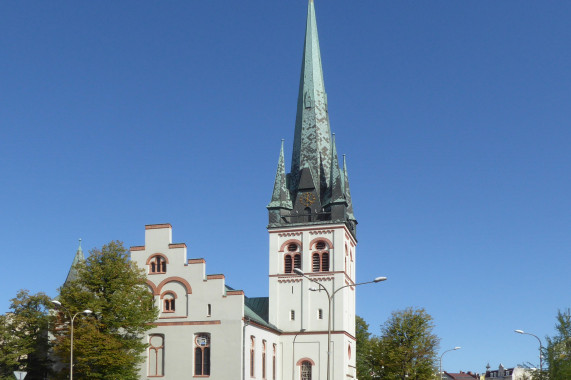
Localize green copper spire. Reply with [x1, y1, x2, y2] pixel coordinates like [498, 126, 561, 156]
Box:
[64, 238, 85, 285]
[267, 140, 293, 211]
[327, 134, 345, 206]
[291, 0, 332, 194]
[342, 155, 356, 222]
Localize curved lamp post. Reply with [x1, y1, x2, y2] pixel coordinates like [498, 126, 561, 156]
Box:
[293, 268, 387, 380]
[51, 300, 92, 380]
[440, 346, 461, 380]
[515, 329, 543, 372]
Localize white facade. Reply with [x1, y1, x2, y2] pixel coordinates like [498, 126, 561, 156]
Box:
[130, 221, 358, 380]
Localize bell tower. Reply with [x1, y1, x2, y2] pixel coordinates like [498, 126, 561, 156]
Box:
[268, 1, 359, 378]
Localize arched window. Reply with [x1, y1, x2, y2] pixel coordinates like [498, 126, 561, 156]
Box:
[148, 334, 164, 376]
[293, 253, 301, 270]
[149, 255, 167, 274]
[250, 336, 255, 377]
[262, 340, 267, 379]
[194, 334, 210, 376]
[300, 361, 312, 380]
[312, 241, 330, 272]
[162, 293, 175, 312]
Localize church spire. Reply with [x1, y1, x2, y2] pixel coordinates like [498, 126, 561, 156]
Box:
[64, 238, 85, 285]
[291, 0, 332, 194]
[267, 0, 357, 238]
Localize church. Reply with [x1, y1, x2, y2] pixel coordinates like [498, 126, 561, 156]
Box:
[82, 1, 364, 379]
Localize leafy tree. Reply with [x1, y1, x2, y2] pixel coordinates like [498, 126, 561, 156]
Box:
[0, 290, 53, 380]
[53, 241, 158, 380]
[531, 309, 571, 380]
[356, 315, 373, 380]
[371, 307, 440, 380]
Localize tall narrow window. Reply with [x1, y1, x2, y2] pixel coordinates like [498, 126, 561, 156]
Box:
[207, 304, 212, 317]
[284, 255, 292, 274]
[272, 344, 276, 380]
[194, 334, 210, 376]
[290, 310, 295, 320]
[312, 253, 320, 272]
[318, 309, 323, 320]
[250, 337, 255, 377]
[321, 252, 329, 272]
[148, 334, 164, 376]
[293, 254, 301, 270]
[301, 361, 312, 380]
[262, 340, 267, 379]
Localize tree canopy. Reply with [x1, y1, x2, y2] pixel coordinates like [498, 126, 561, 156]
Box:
[0, 290, 53, 380]
[361, 307, 440, 380]
[53, 241, 158, 380]
[532, 309, 571, 380]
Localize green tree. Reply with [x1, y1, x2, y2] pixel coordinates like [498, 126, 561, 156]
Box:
[0, 290, 53, 380]
[533, 309, 571, 380]
[356, 315, 373, 380]
[53, 241, 158, 380]
[371, 307, 440, 380]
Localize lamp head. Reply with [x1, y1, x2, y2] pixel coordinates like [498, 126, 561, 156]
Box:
[83, 310, 93, 315]
[515, 329, 524, 334]
[374, 276, 387, 283]
[293, 268, 304, 276]
[51, 300, 62, 307]
[454, 346, 461, 350]
[309, 287, 319, 291]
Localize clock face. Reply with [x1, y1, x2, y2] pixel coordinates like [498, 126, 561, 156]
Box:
[299, 192, 316, 207]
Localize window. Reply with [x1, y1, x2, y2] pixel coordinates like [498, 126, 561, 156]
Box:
[194, 334, 210, 376]
[312, 241, 329, 272]
[272, 344, 276, 380]
[262, 340, 267, 379]
[148, 334, 164, 377]
[318, 309, 323, 320]
[285, 253, 301, 273]
[288, 243, 297, 252]
[162, 293, 175, 312]
[290, 310, 295, 320]
[250, 336, 255, 377]
[284, 255, 292, 273]
[149, 255, 167, 274]
[300, 361, 312, 380]
[207, 304, 212, 317]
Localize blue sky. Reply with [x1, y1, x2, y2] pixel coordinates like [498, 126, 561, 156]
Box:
[1, 0, 569, 373]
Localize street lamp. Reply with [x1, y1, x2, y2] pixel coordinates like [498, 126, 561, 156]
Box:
[515, 329, 543, 372]
[440, 346, 461, 380]
[293, 268, 387, 380]
[51, 300, 92, 380]
[292, 328, 306, 380]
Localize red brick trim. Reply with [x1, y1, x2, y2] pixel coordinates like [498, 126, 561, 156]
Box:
[188, 258, 206, 264]
[296, 358, 315, 366]
[227, 290, 244, 296]
[160, 290, 177, 299]
[169, 243, 186, 248]
[146, 254, 170, 265]
[130, 246, 145, 251]
[147, 280, 159, 295]
[281, 330, 356, 341]
[146, 224, 172, 230]
[152, 320, 221, 326]
[207, 274, 225, 280]
[309, 237, 333, 250]
[279, 239, 303, 252]
[156, 276, 192, 294]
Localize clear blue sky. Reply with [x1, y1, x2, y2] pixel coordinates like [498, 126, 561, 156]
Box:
[1, 0, 569, 374]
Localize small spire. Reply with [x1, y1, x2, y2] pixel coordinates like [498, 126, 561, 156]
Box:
[77, 238, 83, 252]
[267, 140, 293, 210]
[326, 134, 345, 206]
[343, 155, 356, 221]
[65, 239, 86, 285]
